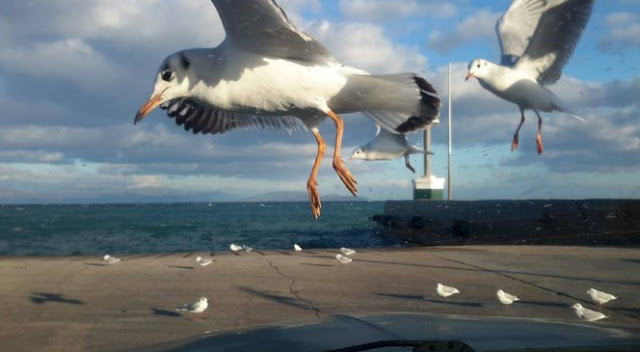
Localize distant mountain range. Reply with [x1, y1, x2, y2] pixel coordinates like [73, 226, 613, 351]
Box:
[1, 190, 369, 205]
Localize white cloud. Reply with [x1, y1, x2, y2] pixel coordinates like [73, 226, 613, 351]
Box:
[309, 20, 427, 73]
[599, 12, 640, 49]
[0, 38, 125, 91]
[339, 0, 457, 20]
[428, 10, 499, 53]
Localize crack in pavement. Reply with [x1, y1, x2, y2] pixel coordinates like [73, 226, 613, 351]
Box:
[267, 259, 321, 319]
[434, 254, 640, 322]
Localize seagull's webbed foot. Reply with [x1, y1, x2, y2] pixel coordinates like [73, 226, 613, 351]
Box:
[404, 154, 416, 173]
[512, 108, 526, 152]
[511, 134, 519, 152]
[307, 179, 321, 220]
[536, 133, 544, 155]
[333, 159, 358, 196]
[534, 109, 544, 155]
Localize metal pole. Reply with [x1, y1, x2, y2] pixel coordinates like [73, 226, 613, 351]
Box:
[447, 63, 453, 200]
[426, 126, 432, 178]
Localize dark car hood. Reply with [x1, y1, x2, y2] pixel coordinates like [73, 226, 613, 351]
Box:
[145, 313, 640, 352]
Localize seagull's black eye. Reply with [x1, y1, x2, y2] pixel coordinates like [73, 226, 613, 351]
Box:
[477, 64, 481, 68]
[161, 70, 174, 82]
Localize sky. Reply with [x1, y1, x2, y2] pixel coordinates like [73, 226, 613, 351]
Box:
[0, 0, 639, 204]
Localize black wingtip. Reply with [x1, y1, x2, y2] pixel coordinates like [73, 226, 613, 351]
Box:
[395, 75, 441, 133]
[413, 75, 441, 111]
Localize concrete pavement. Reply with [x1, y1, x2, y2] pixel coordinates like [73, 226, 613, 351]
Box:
[1, 246, 639, 351]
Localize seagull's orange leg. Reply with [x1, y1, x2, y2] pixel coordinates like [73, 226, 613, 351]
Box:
[326, 110, 358, 196]
[511, 108, 526, 152]
[534, 109, 544, 155]
[307, 128, 326, 219]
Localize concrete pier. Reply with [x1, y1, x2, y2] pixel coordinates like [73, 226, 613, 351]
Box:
[1, 246, 639, 351]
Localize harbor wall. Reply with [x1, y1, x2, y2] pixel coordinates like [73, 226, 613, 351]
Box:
[371, 199, 640, 246]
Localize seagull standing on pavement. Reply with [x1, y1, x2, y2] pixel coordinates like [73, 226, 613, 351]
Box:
[348, 125, 430, 173]
[571, 303, 609, 322]
[196, 256, 213, 267]
[497, 289, 519, 307]
[103, 255, 120, 265]
[465, 0, 594, 154]
[587, 288, 618, 309]
[176, 297, 209, 317]
[134, 0, 441, 219]
[436, 283, 460, 298]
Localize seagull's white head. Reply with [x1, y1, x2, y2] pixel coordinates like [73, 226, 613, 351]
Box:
[571, 303, 583, 309]
[135, 51, 193, 124]
[587, 288, 595, 294]
[103, 255, 110, 260]
[465, 59, 490, 81]
[199, 297, 208, 303]
[348, 147, 367, 162]
[497, 289, 505, 295]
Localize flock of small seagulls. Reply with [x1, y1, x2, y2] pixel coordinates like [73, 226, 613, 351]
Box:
[100, 247, 619, 322]
[435, 281, 617, 322]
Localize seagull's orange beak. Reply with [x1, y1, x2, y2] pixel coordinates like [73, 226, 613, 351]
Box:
[134, 91, 164, 125]
[465, 72, 474, 81]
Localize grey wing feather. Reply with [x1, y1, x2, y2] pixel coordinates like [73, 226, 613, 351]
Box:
[515, 0, 594, 84]
[161, 99, 306, 135]
[496, 0, 548, 66]
[367, 127, 425, 155]
[210, 0, 336, 63]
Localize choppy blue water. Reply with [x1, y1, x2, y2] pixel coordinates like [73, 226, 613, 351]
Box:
[0, 202, 403, 256]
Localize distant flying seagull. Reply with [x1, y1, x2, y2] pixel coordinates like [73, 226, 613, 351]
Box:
[294, 244, 302, 252]
[571, 303, 608, 322]
[466, 0, 593, 154]
[134, 0, 441, 219]
[176, 297, 209, 315]
[339, 247, 356, 256]
[497, 289, 519, 305]
[335, 254, 353, 264]
[587, 288, 618, 307]
[348, 125, 430, 173]
[103, 255, 120, 265]
[436, 283, 460, 298]
[196, 256, 213, 267]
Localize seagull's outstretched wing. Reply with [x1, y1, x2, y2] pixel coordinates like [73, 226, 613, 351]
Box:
[496, 0, 547, 66]
[211, 0, 336, 63]
[515, 0, 594, 85]
[160, 99, 307, 135]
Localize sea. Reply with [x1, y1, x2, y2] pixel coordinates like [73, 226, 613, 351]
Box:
[0, 201, 405, 256]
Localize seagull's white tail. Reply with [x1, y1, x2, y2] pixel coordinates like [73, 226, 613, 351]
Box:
[552, 95, 585, 122]
[329, 73, 441, 134]
[569, 112, 586, 122]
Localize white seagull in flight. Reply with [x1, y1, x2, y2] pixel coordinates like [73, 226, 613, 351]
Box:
[348, 125, 430, 173]
[465, 0, 594, 155]
[134, 0, 441, 219]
